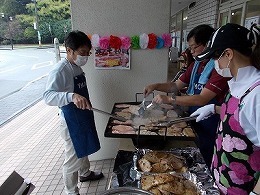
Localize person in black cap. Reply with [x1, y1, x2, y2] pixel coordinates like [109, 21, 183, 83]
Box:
[191, 23, 260, 195]
[144, 24, 230, 168]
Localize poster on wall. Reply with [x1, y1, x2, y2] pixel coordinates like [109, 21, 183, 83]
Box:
[244, 16, 260, 29]
[94, 48, 130, 70]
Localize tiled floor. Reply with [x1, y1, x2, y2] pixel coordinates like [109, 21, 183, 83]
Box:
[0, 100, 114, 195]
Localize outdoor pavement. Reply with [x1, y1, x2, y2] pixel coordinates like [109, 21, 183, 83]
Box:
[0, 98, 115, 195]
[0, 45, 115, 194]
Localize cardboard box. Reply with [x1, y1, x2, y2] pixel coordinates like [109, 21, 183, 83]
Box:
[0, 171, 35, 195]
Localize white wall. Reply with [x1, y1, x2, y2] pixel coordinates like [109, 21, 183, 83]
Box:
[70, 0, 171, 160]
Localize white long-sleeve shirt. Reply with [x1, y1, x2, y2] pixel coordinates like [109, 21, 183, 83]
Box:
[43, 58, 83, 107]
[228, 66, 260, 146]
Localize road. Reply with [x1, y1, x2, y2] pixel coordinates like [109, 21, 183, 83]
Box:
[0, 47, 56, 99]
[0, 47, 65, 125]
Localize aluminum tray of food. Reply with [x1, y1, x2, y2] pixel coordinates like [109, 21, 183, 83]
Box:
[140, 172, 203, 195]
[110, 147, 220, 195]
[136, 150, 188, 174]
[104, 102, 196, 140]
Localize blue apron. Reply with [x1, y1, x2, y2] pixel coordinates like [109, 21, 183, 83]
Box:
[61, 73, 100, 158]
[187, 60, 219, 167]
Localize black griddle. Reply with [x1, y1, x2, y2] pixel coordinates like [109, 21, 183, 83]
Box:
[104, 102, 197, 141]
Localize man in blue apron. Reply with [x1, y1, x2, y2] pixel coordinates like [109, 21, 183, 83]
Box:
[144, 24, 230, 168]
[44, 31, 103, 195]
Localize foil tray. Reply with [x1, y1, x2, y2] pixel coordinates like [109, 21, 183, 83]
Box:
[109, 147, 220, 195]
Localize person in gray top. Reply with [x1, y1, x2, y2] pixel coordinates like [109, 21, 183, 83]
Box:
[43, 30, 103, 195]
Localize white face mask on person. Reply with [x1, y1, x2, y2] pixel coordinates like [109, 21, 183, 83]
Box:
[74, 55, 88, 66]
[214, 51, 232, 77]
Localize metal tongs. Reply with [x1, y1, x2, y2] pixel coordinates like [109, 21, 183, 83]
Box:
[138, 97, 146, 116]
[138, 99, 156, 117]
[129, 153, 141, 186]
[157, 115, 198, 127]
[91, 108, 127, 122]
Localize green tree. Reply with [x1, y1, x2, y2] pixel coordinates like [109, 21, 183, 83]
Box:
[1, 0, 71, 44]
[0, 0, 31, 16]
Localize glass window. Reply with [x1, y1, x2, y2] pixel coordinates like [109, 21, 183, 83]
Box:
[170, 15, 176, 32]
[182, 8, 188, 51]
[170, 15, 176, 47]
[176, 12, 182, 31]
[245, 0, 260, 18]
[244, 0, 260, 28]
[182, 8, 188, 30]
[219, 11, 229, 26]
[230, 7, 243, 24]
[176, 11, 182, 52]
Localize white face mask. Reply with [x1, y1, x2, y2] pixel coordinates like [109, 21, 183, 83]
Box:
[74, 55, 88, 66]
[214, 51, 232, 78]
[214, 59, 232, 77]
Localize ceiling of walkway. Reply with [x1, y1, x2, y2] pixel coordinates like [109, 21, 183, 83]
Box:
[171, 0, 196, 15]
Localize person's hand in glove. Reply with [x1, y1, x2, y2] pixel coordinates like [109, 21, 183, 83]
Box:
[190, 104, 216, 122]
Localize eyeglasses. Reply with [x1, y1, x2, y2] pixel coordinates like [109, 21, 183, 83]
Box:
[188, 44, 202, 51]
[74, 50, 92, 56]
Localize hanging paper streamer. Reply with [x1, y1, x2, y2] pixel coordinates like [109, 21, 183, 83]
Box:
[91, 34, 100, 48]
[99, 36, 110, 49]
[120, 36, 131, 49]
[161, 33, 172, 48]
[156, 37, 164, 49]
[139, 33, 149, 49]
[131, 35, 140, 49]
[92, 32, 172, 50]
[147, 33, 157, 49]
[87, 34, 92, 40]
[109, 35, 122, 49]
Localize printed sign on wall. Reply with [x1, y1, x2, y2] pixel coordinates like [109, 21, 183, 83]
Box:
[94, 48, 130, 70]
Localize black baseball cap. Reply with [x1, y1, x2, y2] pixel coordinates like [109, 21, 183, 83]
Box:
[196, 23, 252, 61]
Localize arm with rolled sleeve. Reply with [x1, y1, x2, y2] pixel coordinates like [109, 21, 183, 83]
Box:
[43, 64, 74, 107]
[162, 65, 229, 106]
